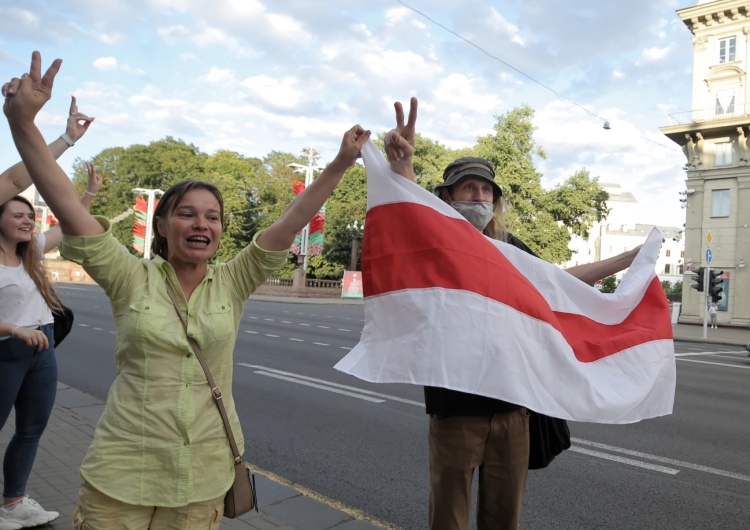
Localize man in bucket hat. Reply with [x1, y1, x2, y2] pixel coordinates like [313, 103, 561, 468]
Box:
[384, 97, 642, 530]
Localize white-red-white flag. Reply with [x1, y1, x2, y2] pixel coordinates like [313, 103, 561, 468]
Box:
[334, 141, 675, 424]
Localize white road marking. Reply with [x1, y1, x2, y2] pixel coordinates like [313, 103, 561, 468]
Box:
[675, 351, 745, 357]
[340, 346, 352, 350]
[253, 371, 385, 403]
[264, 318, 275, 321]
[313, 342, 329, 346]
[244, 331, 258, 334]
[710, 353, 750, 361]
[338, 329, 351, 332]
[572, 438, 750, 482]
[299, 323, 311, 326]
[677, 358, 750, 369]
[289, 338, 304, 342]
[92, 327, 103, 331]
[265, 334, 279, 338]
[281, 321, 292, 324]
[318, 326, 330, 329]
[570, 446, 679, 474]
[238, 364, 423, 406]
[78, 324, 89, 327]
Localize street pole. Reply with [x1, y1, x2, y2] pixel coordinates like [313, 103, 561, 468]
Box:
[703, 265, 709, 339]
[349, 236, 358, 271]
[133, 188, 164, 259]
[346, 219, 363, 271]
[289, 148, 324, 271]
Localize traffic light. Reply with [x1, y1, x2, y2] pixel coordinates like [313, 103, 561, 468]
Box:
[690, 267, 705, 292]
[709, 270, 724, 303]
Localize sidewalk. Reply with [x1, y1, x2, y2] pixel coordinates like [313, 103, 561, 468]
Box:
[671, 322, 750, 348]
[2, 318, 747, 530]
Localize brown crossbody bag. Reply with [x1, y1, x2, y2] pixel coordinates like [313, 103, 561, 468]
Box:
[166, 283, 258, 518]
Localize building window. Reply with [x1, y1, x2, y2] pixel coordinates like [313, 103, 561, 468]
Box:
[715, 142, 732, 165]
[712, 189, 730, 217]
[666, 250, 671, 257]
[664, 264, 671, 274]
[715, 90, 735, 116]
[718, 36, 736, 63]
[680, 250, 684, 258]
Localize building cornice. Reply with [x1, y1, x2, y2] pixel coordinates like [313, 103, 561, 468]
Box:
[678, 1, 750, 34]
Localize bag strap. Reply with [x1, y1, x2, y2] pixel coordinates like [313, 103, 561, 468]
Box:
[165, 281, 243, 464]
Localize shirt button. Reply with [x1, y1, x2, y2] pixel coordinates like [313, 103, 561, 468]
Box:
[145, 306, 149, 310]
[222, 306, 225, 310]
[184, 441, 189, 446]
[186, 353, 192, 358]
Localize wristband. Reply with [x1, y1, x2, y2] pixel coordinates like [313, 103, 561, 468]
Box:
[84, 191, 97, 197]
[60, 133, 75, 147]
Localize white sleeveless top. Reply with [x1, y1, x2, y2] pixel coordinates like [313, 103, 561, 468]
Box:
[0, 234, 54, 330]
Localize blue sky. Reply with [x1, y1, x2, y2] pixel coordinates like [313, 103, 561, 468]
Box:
[1, 0, 698, 226]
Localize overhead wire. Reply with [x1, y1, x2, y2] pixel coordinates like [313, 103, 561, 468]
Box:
[393, 0, 680, 153]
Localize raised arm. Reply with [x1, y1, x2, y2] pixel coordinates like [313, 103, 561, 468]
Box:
[257, 125, 371, 252]
[565, 246, 641, 285]
[42, 162, 103, 252]
[3, 51, 103, 236]
[0, 95, 93, 204]
[384, 96, 418, 182]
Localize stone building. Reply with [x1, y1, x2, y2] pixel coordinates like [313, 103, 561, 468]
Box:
[660, 0, 750, 327]
[563, 183, 685, 286]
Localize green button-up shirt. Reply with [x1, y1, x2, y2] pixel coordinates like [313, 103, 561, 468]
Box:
[61, 217, 288, 506]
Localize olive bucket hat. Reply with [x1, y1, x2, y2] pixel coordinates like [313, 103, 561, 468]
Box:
[435, 157, 503, 199]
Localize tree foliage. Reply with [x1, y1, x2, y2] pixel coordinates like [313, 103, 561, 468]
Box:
[600, 275, 618, 293]
[69, 103, 609, 278]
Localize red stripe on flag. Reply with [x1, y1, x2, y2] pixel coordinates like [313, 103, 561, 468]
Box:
[362, 202, 671, 363]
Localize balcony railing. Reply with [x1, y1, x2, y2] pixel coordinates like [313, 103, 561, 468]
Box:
[667, 105, 750, 126]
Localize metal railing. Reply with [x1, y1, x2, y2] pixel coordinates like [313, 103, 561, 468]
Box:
[262, 277, 342, 289]
[667, 104, 750, 126]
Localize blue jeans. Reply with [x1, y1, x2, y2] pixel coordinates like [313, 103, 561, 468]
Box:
[0, 324, 57, 498]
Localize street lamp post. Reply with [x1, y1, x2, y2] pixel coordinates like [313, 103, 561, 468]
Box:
[346, 220, 364, 271]
[288, 148, 324, 272]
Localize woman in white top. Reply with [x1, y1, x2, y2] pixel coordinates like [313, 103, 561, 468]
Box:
[0, 97, 98, 529]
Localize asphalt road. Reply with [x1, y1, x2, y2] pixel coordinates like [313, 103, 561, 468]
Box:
[55, 284, 750, 529]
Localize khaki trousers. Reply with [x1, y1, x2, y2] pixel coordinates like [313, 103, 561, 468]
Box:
[72, 480, 224, 530]
[428, 410, 529, 530]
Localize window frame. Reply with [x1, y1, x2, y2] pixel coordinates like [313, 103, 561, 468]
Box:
[718, 35, 737, 64]
[715, 141, 733, 165]
[711, 189, 730, 217]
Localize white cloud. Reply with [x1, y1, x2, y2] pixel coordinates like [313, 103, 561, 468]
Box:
[641, 45, 671, 62]
[0, 0, 696, 232]
[240, 75, 305, 110]
[202, 67, 236, 84]
[99, 32, 125, 44]
[92, 57, 118, 71]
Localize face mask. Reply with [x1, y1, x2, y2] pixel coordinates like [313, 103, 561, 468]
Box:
[451, 201, 494, 231]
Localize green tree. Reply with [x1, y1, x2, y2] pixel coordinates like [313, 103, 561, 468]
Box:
[543, 168, 609, 240]
[600, 275, 617, 293]
[471, 106, 607, 264]
[323, 164, 367, 271]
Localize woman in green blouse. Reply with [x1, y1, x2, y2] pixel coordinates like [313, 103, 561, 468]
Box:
[3, 51, 371, 529]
